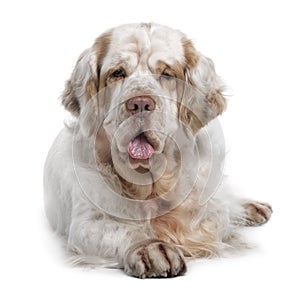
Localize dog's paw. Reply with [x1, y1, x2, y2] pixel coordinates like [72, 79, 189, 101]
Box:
[243, 201, 273, 226]
[124, 240, 187, 278]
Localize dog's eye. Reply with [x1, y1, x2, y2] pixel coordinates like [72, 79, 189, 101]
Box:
[161, 71, 173, 80]
[112, 69, 126, 78]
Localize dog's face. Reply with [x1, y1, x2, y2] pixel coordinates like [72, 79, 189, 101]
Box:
[62, 23, 226, 195]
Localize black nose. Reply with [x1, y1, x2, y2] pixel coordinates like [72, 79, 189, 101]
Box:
[126, 96, 156, 115]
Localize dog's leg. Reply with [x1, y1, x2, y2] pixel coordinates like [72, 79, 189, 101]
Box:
[68, 215, 186, 278]
[67, 215, 148, 265]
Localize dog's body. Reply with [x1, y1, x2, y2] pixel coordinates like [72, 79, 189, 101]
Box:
[44, 23, 272, 278]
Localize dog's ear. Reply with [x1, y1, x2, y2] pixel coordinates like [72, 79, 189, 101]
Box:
[61, 48, 99, 116]
[61, 31, 111, 117]
[180, 38, 226, 134]
[61, 32, 111, 136]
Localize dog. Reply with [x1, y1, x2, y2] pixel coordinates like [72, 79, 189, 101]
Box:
[44, 23, 272, 278]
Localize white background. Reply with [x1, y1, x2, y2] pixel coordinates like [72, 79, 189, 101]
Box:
[0, 0, 299, 292]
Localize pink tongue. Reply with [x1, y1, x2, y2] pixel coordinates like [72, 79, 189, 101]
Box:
[128, 134, 154, 159]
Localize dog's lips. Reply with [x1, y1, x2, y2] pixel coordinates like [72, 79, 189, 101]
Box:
[128, 133, 154, 160]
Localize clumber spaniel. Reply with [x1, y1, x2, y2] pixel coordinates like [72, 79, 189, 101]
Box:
[44, 23, 272, 278]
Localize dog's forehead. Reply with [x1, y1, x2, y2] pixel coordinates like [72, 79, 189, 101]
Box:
[102, 23, 185, 70]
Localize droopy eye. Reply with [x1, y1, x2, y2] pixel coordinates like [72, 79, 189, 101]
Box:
[112, 68, 126, 78]
[161, 71, 174, 80]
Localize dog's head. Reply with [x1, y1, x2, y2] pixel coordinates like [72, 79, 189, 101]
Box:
[62, 23, 225, 197]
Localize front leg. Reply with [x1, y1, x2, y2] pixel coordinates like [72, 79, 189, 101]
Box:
[68, 214, 186, 278]
[67, 214, 149, 266]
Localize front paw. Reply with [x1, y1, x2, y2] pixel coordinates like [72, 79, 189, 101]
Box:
[124, 240, 187, 278]
[243, 201, 273, 226]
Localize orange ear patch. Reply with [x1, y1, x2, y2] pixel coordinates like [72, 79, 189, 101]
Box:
[94, 31, 112, 91]
[182, 37, 199, 69]
[179, 37, 226, 134]
[207, 90, 227, 116]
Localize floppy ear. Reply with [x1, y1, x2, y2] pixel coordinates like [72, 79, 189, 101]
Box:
[61, 32, 111, 136]
[61, 48, 99, 116]
[61, 31, 111, 115]
[180, 39, 226, 134]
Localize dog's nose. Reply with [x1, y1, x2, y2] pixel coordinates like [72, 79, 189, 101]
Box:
[126, 96, 156, 114]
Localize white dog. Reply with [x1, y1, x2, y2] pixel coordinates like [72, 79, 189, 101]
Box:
[44, 23, 272, 278]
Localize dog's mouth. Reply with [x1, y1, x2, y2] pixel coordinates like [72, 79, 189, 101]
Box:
[128, 132, 154, 160]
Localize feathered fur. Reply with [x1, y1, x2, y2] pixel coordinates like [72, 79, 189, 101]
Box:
[44, 23, 272, 278]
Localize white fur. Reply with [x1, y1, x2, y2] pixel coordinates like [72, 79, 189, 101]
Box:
[44, 23, 272, 277]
